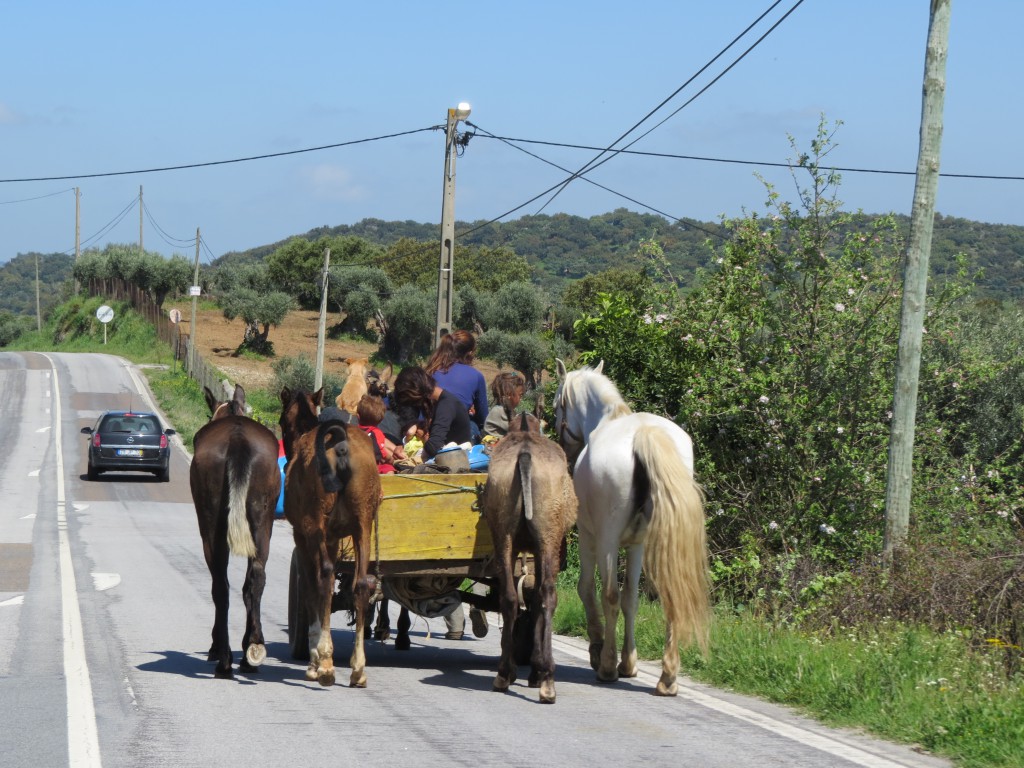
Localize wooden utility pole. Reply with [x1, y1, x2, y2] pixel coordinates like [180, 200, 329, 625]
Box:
[138, 185, 144, 257]
[315, 247, 331, 392]
[883, 0, 952, 565]
[189, 229, 201, 376]
[74, 187, 81, 293]
[35, 254, 41, 332]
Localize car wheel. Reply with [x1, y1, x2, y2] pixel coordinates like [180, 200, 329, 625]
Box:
[158, 465, 170, 482]
[87, 461, 99, 481]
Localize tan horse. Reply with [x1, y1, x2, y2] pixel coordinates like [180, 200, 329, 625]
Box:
[190, 384, 280, 679]
[481, 413, 577, 703]
[279, 387, 382, 688]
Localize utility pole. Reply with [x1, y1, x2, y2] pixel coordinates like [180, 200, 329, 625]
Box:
[189, 228, 201, 376]
[138, 185, 144, 257]
[35, 254, 41, 332]
[434, 103, 471, 346]
[883, 0, 952, 566]
[315, 247, 331, 392]
[74, 187, 81, 293]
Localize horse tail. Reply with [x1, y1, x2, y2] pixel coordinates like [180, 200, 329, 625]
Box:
[314, 422, 350, 494]
[225, 446, 257, 559]
[634, 426, 710, 653]
[517, 449, 534, 521]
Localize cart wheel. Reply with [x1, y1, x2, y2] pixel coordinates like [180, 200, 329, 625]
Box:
[512, 606, 536, 666]
[288, 548, 310, 660]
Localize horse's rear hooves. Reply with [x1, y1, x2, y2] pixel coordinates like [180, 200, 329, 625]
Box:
[349, 672, 367, 688]
[492, 674, 512, 692]
[245, 643, 267, 667]
[374, 628, 392, 642]
[588, 642, 603, 670]
[539, 681, 556, 703]
[656, 679, 679, 696]
[317, 670, 336, 687]
[395, 634, 411, 651]
[596, 669, 619, 684]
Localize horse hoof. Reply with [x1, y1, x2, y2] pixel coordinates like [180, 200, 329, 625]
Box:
[539, 681, 556, 704]
[588, 642, 603, 670]
[245, 643, 267, 667]
[238, 659, 259, 673]
[492, 674, 511, 692]
[317, 669, 336, 687]
[395, 634, 411, 651]
[596, 667, 619, 684]
[374, 628, 392, 642]
[213, 665, 234, 680]
[617, 661, 638, 678]
[656, 679, 679, 697]
[350, 671, 367, 688]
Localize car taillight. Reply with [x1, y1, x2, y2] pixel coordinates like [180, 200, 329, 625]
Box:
[160, 434, 168, 449]
[92, 434, 101, 448]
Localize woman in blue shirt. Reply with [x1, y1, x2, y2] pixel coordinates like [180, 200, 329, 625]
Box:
[425, 330, 488, 443]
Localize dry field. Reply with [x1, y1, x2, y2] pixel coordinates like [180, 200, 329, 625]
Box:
[164, 305, 503, 394]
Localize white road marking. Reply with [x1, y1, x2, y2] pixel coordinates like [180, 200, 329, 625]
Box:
[37, 426, 52, 433]
[28, 469, 40, 477]
[45, 354, 103, 768]
[73, 503, 89, 512]
[20, 513, 36, 520]
[552, 637, 922, 768]
[0, 595, 24, 607]
[91, 573, 121, 592]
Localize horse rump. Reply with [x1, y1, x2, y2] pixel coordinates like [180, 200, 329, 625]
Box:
[314, 421, 351, 493]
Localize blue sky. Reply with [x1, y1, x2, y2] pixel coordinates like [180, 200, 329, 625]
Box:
[1, 1, 1020, 264]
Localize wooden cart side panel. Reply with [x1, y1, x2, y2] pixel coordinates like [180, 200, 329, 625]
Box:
[368, 473, 493, 561]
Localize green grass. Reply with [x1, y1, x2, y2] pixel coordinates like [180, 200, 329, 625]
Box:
[554, 584, 1024, 768]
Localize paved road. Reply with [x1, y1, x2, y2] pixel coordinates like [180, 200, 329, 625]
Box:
[0, 350, 951, 768]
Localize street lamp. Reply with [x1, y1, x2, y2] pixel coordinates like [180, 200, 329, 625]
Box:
[435, 102, 471, 346]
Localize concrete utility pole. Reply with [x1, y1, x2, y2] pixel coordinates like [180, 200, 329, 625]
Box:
[189, 228, 201, 376]
[434, 102, 472, 346]
[883, 0, 952, 566]
[35, 254, 41, 332]
[315, 247, 331, 392]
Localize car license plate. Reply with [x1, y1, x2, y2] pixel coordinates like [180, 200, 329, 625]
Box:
[117, 449, 144, 457]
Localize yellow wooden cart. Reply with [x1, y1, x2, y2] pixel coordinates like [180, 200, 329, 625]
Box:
[286, 472, 538, 659]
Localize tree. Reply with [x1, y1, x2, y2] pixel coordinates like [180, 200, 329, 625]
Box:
[328, 265, 392, 338]
[219, 283, 296, 356]
[483, 281, 545, 333]
[477, 330, 549, 389]
[561, 266, 654, 318]
[379, 284, 434, 363]
[267, 236, 383, 309]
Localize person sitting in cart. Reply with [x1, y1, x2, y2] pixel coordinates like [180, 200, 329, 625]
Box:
[392, 366, 472, 461]
[356, 394, 405, 474]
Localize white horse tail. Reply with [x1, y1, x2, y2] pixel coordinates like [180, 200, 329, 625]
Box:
[634, 426, 710, 653]
[226, 460, 257, 558]
[517, 449, 535, 521]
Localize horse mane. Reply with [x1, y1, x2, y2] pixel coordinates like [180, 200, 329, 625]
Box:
[575, 366, 632, 422]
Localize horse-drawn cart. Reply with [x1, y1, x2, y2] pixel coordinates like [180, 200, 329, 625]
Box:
[286, 471, 538, 660]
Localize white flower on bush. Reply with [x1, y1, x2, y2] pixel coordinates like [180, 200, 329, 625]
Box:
[996, 510, 1009, 519]
[847, 288, 855, 296]
[836, 426, 844, 434]
[758, 395, 770, 404]
[819, 524, 836, 535]
[834, 303, 846, 312]
[768, 521, 779, 530]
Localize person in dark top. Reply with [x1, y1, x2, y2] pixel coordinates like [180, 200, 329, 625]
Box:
[391, 366, 471, 460]
[425, 330, 488, 443]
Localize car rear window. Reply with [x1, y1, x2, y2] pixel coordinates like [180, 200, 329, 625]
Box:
[102, 415, 159, 433]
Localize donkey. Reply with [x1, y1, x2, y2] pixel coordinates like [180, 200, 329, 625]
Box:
[189, 383, 281, 679]
[280, 387, 382, 687]
[481, 412, 577, 703]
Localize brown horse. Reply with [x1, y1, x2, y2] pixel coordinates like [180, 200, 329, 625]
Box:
[189, 383, 281, 679]
[279, 386, 382, 687]
[481, 412, 577, 703]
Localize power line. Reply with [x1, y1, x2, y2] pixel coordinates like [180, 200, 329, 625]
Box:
[0, 126, 441, 183]
[142, 201, 196, 249]
[472, 134, 1024, 182]
[0, 187, 76, 205]
[535, 0, 800, 214]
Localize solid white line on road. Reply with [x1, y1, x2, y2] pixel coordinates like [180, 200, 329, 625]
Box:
[46, 354, 103, 768]
[0, 595, 25, 607]
[551, 636, 929, 768]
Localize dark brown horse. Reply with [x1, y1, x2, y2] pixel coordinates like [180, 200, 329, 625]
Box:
[189, 383, 281, 679]
[279, 387, 382, 687]
[481, 412, 577, 703]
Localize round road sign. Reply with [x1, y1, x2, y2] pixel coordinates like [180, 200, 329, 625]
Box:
[168, 309, 182, 324]
[96, 305, 114, 324]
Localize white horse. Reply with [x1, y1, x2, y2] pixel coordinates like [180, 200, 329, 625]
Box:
[554, 359, 710, 696]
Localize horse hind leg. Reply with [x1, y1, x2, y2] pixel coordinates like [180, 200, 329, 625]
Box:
[491, 540, 518, 693]
[656, 623, 680, 696]
[528, 546, 559, 703]
[596, 546, 622, 683]
[394, 608, 411, 651]
[616, 543, 642, 679]
[575, 533, 604, 671]
[206, 536, 234, 679]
